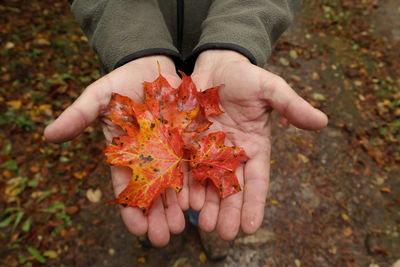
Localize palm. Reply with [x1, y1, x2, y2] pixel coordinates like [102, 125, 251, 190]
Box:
[208, 61, 273, 152]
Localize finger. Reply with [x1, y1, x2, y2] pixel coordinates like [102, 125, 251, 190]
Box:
[241, 152, 270, 234]
[164, 187, 185, 234]
[198, 181, 220, 232]
[189, 174, 206, 211]
[111, 149, 172, 248]
[216, 164, 244, 241]
[147, 196, 170, 247]
[259, 68, 328, 130]
[44, 77, 113, 143]
[110, 166, 148, 236]
[177, 162, 189, 211]
[120, 207, 148, 236]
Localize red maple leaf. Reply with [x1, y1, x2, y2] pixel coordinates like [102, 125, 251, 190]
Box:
[104, 108, 184, 214]
[189, 132, 246, 198]
[104, 70, 246, 214]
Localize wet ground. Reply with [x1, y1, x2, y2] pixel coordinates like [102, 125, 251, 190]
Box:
[1, 1, 399, 266]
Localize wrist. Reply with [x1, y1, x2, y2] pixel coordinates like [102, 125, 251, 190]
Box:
[113, 54, 180, 87]
[193, 50, 250, 74]
[120, 55, 177, 79]
[131, 55, 176, 71]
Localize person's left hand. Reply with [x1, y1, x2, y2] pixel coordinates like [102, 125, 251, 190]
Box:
[189, 50, 328, 241]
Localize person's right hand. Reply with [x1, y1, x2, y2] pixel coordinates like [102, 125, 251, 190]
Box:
[44, 56, 189, 247]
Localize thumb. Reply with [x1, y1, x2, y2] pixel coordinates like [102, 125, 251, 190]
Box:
[259, 69, 328, 130]
[44, 77, 112, 143]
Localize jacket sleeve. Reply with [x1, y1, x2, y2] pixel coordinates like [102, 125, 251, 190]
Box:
[71, 0, 182, 73]
[188, 0, 301, 67]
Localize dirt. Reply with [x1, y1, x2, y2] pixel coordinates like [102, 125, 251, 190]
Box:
[1, 0, 399, 266]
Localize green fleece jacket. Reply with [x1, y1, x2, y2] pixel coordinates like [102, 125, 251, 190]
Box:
[70, 0, 300, 73]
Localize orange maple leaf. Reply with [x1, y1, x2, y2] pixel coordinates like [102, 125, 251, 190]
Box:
[104, 95, 184, 214]
[104, 70, 246, 214]
[189, 132, 246, 198]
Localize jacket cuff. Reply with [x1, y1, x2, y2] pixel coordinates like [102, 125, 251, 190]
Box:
[183, 43, 257, 74]
[114, 48, 183, 70]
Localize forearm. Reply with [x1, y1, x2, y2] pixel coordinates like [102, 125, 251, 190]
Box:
[71, 0, 181, 73]
[188, 0, 301, 67]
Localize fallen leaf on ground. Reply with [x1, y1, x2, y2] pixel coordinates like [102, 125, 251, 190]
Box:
[341, 213, 350, 221]
[137, 256, 146, 263]
[199, 252, 207, 263]
[6, 100, 22, 109]
[43, 250, 58, 259]
[86, 188, 102, 203]
[380, 187, 392, 193]
[343, 227, 353, 236]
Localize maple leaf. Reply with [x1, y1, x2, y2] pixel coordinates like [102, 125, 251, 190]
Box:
[108, 93, 139, 136]
[196, 85, 223, 117]
[144, 73, 200, 133]
[103, 70, 246, 214]
[189, 132, 246, 198]
[104, 94, 184, 214]
[177, 72, 223, 116]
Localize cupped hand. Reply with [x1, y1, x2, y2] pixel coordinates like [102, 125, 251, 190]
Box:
[44, 56, 189, 247]
[189, 50, 328, 241]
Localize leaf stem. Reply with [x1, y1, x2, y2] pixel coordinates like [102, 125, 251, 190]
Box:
[181, 158, 233, 172]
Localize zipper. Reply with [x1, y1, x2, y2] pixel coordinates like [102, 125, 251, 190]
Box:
[177, 0, 184, 53]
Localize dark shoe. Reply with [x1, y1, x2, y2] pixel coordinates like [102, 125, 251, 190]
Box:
[198, 230, 230, 261]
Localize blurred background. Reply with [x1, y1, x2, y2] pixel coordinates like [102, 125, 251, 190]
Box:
[0, 0, 399, 266]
